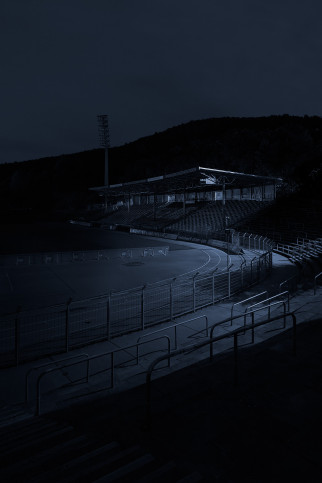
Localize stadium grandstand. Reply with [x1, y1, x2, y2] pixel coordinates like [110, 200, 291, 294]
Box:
[90, 166, 282, 237]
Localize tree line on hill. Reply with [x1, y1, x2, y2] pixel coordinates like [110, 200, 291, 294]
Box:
[1, 115, 322, 221]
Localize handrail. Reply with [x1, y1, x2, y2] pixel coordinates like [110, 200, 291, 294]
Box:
[245, 291, 290, 313]
[210, 300, 287, 341]
[230, 291, 268, 325]
[36, 358, 92, 416]
[25, 352, 89, 402]
[211, 300, 287, 344]
[279, 274, 299, 293]
[243, 301, 287, 340]
[35, 334, 171, 415]
[137, 315, 208, 350]
[244, 300, 287, 330]
[314, 271, 322, 295]
[276, 240, 322, 262]
[144, 312, 297, 429]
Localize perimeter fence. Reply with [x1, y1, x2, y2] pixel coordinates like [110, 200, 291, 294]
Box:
[0, 232, 274, 368]
[0, 246, 169, 267]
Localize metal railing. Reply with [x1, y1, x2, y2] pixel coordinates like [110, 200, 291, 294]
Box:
[0, 245, 170, 268]
[275, 238, 322, 263]
[279, 274, 299, 294]
[0, 232, 273, 368]
[35, 335, 171, 415]
[209, 299, 289, 350]
[25, 352, 89, 402]
[34, 300, 287, 416]
[144, 312, 297, 428]
[230, 291, 268, 325]
[137, 315, 208, 350]
[244, 291, 290, 321]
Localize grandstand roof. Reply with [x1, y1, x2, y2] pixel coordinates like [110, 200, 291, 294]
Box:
[90, 166, 282, 196]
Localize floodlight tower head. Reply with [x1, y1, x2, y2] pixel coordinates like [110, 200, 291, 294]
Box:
[97, 114, 110, 186]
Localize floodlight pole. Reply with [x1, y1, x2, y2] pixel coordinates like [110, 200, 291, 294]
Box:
[97, 114, 110, 185]
[97, 115, 111, 212]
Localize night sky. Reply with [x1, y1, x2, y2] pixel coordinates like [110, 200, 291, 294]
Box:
[1, 0, 322, 164]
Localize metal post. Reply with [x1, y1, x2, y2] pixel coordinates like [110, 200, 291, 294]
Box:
[145, 373, 152, 430]
[111, 352, 114, 388]
[137, 343, 140, 365]
[254, 235, 258, 250]
[292, 313, 297, 356]
[86, 359, 90, 383]
[234, 333, 238, 385]
[36, 377, 41, 416]
[228, 268, 231, 298]
[66, 298, 72, 353]
[242, 232, 247, 248]
[15, 306, 21, 367]
[251, 311, 255, 344]
[263, 237, 267, 251]
[226, 228, 230, 269]
[107, 294, 111, 340]
[193, 272, 199, 312]
[250, 257, 256, 282]
[141, 286, 146, 330]
[170, 278, 175, 320]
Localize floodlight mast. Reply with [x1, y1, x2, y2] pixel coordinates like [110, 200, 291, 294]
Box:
[97, 114, 110, 187]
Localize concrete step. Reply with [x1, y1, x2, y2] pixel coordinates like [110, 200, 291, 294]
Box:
[31, 441, 121, 483]
[0, 435, 90, 479]
[177, 472, 204, 482]
[0, 416, 67, 451]
[0, 403, 33, 429]
[0, 425, 75, 463]
[136, 461, 177, 482]
[93, 453, 155, 482]
[57, 444, 144, 483]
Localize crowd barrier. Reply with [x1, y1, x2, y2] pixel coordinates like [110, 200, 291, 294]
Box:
[0, 246, 169, 267]
[0, 232, 273, 367]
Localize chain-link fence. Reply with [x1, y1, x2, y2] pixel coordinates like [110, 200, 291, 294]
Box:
[0, 233, 274, 367]
[0, 246, 170, 267]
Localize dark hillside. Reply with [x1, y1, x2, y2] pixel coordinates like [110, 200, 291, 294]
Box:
[110, 114, 322, 184]
[1, 115, 322, 220]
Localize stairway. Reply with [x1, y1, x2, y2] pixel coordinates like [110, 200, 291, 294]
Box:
[0, 415, 204, 482]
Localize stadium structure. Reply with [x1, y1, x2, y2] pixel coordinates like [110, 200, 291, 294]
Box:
[90, 166, 281, 236]
[2, 165, 322, 481]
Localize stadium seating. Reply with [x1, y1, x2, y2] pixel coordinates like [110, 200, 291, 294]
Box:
[235, 197, 322, 244]
[167, 200, 269, 236]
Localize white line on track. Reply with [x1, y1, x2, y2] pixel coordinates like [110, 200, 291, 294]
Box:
[174, 249, 212, 279]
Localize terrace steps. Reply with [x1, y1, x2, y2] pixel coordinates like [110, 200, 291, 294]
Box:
[0, 415, 204, 482]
